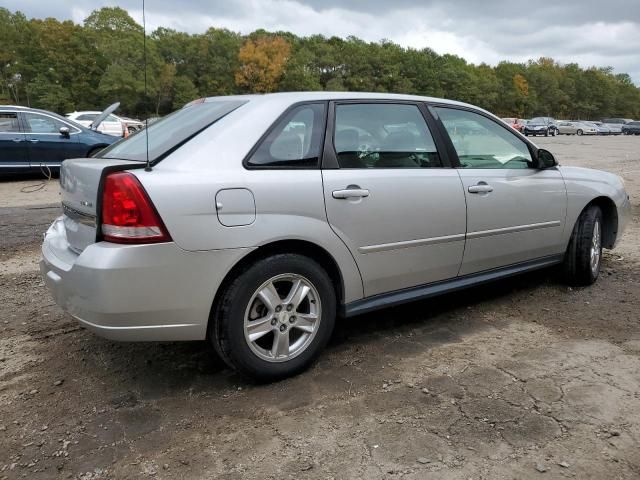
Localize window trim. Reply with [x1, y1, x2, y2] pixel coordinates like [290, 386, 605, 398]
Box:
[426, 103, 543, 170]
[20, 111, 82, 135]
[322, 99, 453, 170]
[242, 101, 329, 170]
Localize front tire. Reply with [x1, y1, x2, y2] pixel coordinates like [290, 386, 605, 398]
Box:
[563, 205, 603, 286]
[577, 129, 583, 136]
[211, 254, 337, 381]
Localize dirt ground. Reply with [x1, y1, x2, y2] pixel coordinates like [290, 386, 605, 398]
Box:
[1, 136, 639, 479]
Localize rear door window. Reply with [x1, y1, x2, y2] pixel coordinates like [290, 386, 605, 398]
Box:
[333, 103, 441, 168]
[0, 113, 20, 133]
[77, 114, 97, 121]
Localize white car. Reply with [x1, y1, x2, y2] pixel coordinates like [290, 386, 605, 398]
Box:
[66, 111, 126, 137]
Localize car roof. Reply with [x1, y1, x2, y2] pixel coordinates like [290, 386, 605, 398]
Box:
[0, 105, 59, 115]
[68, 111, 104, 115]
[201, 91, 480, 111]
[0, 105, 94, 130]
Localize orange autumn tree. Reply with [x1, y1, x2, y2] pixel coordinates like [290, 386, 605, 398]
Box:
[235, 36, 291, 93]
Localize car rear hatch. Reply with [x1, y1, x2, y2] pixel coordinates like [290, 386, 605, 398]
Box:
[59, 158, 141, 253]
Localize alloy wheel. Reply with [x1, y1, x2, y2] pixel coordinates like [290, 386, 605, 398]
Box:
[590, 220, 601, 275]
[243, 274, 322, 362]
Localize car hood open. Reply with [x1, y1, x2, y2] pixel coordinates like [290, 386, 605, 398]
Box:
[91, 102, 120, 130]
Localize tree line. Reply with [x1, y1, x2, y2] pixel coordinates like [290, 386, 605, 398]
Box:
[1, 6, 639, 120]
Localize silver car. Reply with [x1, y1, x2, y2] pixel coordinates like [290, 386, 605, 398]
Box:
[41, 92, 631, 380]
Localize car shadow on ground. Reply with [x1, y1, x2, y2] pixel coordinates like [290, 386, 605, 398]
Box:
[71, 267, 561, 399]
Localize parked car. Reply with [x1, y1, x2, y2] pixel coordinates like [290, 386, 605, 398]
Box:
[580, 121, 609, 135]
[119, 116, 145, 134]
[574, 120, 601, 135]
[556, 121, 579, 135]
[501, 117, 524, 132]
[622, 121, 640, 135]
[600, 122, 623, 135]
[601, 118, 633, 125]
[523, 117, 559, 136]
[40, 92, 631, 381]
[0, 106, 118, 174]
[66, 111, 127, 137]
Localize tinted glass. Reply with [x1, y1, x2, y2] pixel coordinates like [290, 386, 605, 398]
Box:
[23, 113, 66, 134]
[334, 103, 441, 168]
[0, 113, 20, 133]
[77, 114, 97, 121]
[247, 103, 326, 168]
[435, 107, 534, 169]
[99, 100, 247, 162]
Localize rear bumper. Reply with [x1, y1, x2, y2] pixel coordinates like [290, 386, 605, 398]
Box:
[41, 216, 253, 341]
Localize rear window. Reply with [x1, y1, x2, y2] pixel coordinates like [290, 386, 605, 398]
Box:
[98, 100, 248, 162]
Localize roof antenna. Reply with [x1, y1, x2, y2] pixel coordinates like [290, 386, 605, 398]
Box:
[143, 0, 151, 172]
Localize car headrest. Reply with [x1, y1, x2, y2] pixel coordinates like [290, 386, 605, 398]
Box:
[270, 132, 303, 161]
[384, 131, 416, 152]
[335, 128, 359, 153]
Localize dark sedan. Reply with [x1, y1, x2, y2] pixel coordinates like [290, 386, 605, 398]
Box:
[523, 117, 558, 137]
[0, 106, 118, 174]
[622, 121, 640, 135]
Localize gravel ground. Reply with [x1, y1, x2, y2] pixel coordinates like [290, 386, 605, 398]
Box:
[1, 136, 639, 479]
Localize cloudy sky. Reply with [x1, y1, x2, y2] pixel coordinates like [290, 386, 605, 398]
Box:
[6, 0, 640, 83]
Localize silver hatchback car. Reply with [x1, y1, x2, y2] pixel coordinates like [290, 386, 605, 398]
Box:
[41, 92, 631, 380]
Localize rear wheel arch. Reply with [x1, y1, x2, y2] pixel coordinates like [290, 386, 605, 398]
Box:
[208, 240, 345, 329]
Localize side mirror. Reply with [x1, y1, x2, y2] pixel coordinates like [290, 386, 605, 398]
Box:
[59, 126, 70, 138]
[537, 148, 558, 169]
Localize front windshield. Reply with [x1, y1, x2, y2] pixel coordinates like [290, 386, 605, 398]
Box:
[530, 117, 546, 123]
[98, 99, 248, 162]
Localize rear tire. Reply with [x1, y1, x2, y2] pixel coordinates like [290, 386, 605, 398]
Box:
[562, 205, 603, 286]
[210, 254, 337, 381]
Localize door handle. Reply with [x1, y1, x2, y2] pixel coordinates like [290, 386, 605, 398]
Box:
[332, 186, 370, 199]
[29, 139, 39, 143]
[468, 183, 493, 194]
[12, 138, 24, 143]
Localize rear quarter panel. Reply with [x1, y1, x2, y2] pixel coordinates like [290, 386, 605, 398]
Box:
[137, 167, 364, 303]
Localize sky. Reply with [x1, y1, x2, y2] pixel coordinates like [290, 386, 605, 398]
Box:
[6, 0, 640, 83]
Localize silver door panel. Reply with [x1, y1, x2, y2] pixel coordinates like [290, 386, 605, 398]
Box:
[323, 169, 467, 296]
[458, 168, 567, 275]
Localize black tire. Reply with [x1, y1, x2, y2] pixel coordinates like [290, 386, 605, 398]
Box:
[563, 205, 603, 286]
[577, 129, 583, 136]
[127, 126, 136, 134]
[211, 254, 337, 381]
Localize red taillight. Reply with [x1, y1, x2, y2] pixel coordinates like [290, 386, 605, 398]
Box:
[101, 172, 171, 244]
